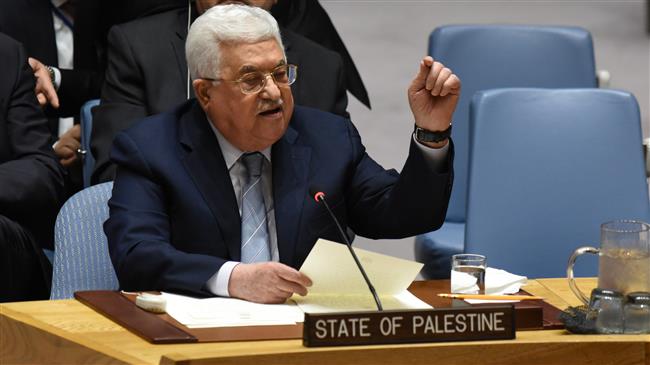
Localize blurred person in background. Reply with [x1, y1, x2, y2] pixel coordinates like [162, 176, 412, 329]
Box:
[0, 33, 66, 302]
[0, 0, 105, 194]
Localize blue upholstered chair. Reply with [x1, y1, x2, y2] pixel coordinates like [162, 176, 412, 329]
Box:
[463, 88, 650, 278]
[50, 182, 118, 299]
[80, 99, 100, 188]
[415, 25, 599, 278]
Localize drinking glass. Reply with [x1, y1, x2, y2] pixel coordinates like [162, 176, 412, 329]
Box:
[624, 292, 650, 334]
[451, 254, 486, 294]
[593, 289, 624, 334]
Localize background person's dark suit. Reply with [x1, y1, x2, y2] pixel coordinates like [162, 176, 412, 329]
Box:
[0, 0, 105, 127]
[90, 5, 349, 185]
[105, 101, 453, 296]
[0, 34, 66, 301]
[0, 0, 108, 195]
[272, 0, 370, 108]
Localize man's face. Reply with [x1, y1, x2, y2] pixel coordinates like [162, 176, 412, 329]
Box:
[195, 0, 277, 13]
[195, 39, 294, 152]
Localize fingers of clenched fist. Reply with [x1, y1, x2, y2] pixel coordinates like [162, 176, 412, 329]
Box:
[54, 125, 81, 167]
[420, 57, 460, 97]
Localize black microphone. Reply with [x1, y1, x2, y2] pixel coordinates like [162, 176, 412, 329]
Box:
[309, 187, 383, 311]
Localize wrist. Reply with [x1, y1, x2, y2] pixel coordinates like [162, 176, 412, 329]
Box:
[414, 123, 452, 144]
[419, 139, 449, 149]
[227, 263, 243, 296]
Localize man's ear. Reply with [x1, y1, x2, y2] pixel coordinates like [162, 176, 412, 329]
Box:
[193, 79, 211, 109]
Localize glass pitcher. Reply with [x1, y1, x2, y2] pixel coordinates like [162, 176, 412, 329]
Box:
[567, 220, 650, 305]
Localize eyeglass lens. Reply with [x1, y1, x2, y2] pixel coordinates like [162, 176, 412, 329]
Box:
[239, 65, 296, 94]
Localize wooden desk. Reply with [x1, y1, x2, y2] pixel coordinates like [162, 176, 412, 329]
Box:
[2, 278, 649, 365]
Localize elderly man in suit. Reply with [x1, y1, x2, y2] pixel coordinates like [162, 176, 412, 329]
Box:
[0, 33, 66, 301]
[106, 5, 459, 303]
[91, 0, 349, 184]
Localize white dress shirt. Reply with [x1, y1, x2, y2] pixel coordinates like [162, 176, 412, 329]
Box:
[51, 0, 74, 137]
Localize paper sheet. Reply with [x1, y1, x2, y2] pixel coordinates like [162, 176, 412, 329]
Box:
[299, 239, 424, 295]
[292, 239, 430, 312]
[451, 267, 528, 304]
[162, 292, 304, 328]
[292, 290, 431, 313]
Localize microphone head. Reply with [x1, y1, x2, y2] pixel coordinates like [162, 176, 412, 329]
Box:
[309, 186, 325, 202]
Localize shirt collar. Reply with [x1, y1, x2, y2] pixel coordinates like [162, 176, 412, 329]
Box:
[206, 116, 271, 169]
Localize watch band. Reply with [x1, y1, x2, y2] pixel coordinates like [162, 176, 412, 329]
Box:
[414, 123, 452, 143]
[46, 65, 56, 85]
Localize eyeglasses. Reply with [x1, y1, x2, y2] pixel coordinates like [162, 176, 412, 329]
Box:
[203, 64, 298, 94]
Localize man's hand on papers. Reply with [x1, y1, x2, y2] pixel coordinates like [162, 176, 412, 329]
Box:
[228, 262, 313, 304]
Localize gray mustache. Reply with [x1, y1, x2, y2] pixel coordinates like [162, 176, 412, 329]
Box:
[258, 99, 283, 112]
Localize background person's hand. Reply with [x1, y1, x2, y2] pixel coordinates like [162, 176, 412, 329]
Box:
[28, 57, 60, 109]
[407, 56, 460, 137]
[228, 262, 312, 304]
[54, 124, 81, 167]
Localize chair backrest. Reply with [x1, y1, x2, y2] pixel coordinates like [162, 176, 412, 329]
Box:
[51, 182, 118, 299]
[428, 25, 598, 223]
[465, 88, 650, 278]
[80, 99, 100, 188]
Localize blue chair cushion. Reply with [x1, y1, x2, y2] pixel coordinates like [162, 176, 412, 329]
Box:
[51, 182, 118, 299]
[414, 222, 465, 279]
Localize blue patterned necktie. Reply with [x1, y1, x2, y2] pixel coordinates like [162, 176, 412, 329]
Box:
[240, 152, 271, 263]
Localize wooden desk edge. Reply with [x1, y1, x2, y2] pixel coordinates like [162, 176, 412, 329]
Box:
[157, 336, 650, 365]
[1, 305, 143, 365]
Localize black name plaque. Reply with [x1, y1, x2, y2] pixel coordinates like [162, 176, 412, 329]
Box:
[303, 305, 515, 347]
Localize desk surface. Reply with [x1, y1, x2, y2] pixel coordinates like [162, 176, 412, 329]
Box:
[1, 278, 649, 365]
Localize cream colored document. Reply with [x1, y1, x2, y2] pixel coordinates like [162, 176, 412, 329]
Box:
[291, 239, 431, 313]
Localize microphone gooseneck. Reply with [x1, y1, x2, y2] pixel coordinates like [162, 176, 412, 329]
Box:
[311, 189, 383, 311]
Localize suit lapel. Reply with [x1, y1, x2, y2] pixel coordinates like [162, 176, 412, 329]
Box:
[272, 125, 311, 266]
[179, 102, 241, 260]
[171, 8, 194, 99]
[282, 28, 297, 62]
[282, 29, 303, 102]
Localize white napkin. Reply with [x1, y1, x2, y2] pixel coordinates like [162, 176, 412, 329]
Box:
[451, 267, 527, 303]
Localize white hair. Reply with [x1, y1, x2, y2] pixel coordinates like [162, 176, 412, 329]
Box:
[185, 4, 284, 80]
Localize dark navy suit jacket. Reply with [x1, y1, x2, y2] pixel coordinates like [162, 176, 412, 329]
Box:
[105, 100, 453, 296]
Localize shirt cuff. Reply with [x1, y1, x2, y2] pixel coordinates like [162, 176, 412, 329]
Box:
[412, 133, 449, 173]
[206, 261, 240, 297]
[52, 66, 61, 90]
